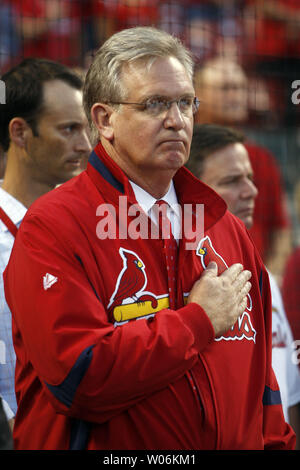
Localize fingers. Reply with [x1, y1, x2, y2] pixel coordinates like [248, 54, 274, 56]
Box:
[241, 281, 252, 298]
[201, 261, 218, 276]
[220, 263, 252, 288]
[188, 261, 253, 337]
[201, 262, 251, 283]
[219, 263, 244, 280]
[233, 271, 252, 292]
[237, 295, 248, 316]
[236, 279, 252, 316]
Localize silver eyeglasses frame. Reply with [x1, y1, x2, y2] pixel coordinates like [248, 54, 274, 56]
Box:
[106, 96, 200, 116]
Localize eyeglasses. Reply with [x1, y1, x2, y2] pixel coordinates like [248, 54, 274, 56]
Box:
[107, 96, 200, 117]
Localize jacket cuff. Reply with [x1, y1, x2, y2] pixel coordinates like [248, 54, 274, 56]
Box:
[179, 302, 215, 353]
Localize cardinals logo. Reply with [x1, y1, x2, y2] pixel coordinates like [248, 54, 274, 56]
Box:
[108, 248, 169, 326]
[197, 235, 229, 274]
[196, 236, 256, 343]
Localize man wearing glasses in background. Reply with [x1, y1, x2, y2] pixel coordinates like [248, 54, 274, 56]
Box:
[4, 27, 295, 450]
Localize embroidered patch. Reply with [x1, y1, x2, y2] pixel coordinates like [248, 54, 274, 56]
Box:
[43, 273, 58, 290]
[107, 248, 166, 326]
[196, 235, 256, 343]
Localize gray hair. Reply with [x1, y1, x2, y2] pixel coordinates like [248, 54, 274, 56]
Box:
[83, 26, 194, 144]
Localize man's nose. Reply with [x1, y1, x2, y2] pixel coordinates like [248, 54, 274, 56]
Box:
[75, 130, 92, 154]
[242, 178, 258, 199]
[163, 102, 185, 130]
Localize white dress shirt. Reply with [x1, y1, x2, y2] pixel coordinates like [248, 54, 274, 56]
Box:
[0, 187, 27, 416]
[129, 180, 181, 243]
[268, 270, 300, 422]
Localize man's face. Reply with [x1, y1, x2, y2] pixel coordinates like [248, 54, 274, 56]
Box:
[195, 62, 248, 125]
[25, 79, 91, 185]
[200, 143, 258, 229]
[107, 56, 195, 182]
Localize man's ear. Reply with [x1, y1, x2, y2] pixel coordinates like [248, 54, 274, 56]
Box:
[8, 117, 32, 149]
[91, 103, 114, 141]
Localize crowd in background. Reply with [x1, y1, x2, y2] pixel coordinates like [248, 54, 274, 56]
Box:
[1, 1, 300, 126]
[1, 0, 300, 450]
[1, 1, 300, 239]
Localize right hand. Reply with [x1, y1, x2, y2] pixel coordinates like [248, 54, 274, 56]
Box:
[187, 262, 252, 337]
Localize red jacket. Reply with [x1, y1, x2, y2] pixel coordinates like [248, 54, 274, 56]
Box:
[245, 142, 290, 262]
[282, 246, 300, 350]
[4, 143, 295, 450]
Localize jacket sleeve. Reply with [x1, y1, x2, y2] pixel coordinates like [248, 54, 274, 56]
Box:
[4, 212, 215, 424]
[259, 266, 296, 450]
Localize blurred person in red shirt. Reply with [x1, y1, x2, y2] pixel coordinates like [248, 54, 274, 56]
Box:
[194, 56, 292, 284]
[243, 0, 300, 126]
[282, 247, 300, 355]
[91, 0, 159, 47]
[282, 185, 300, 356]
[11, 0, 86, 67]
[244, 0, 300, 61]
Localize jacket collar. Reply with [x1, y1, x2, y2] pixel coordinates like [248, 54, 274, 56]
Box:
[87, 141, 227, 232]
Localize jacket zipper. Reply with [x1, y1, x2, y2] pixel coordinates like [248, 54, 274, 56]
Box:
[186, 369, 206, 425]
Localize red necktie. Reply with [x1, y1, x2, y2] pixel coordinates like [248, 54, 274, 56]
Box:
[155, 200, 178, 310]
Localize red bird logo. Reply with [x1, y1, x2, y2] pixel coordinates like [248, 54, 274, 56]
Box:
[196, 235, 228, 273]
[107, 248, 157, 314]
[196, 235, 252, 313]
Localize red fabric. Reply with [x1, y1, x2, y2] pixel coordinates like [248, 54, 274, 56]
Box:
[92, 0, 159, 30]
[0, 207, 18, 237]
[4, 143, 295, 450]
[246, 0, 300, 58]
[245, 142, 290, 261]
[12, 0, 83, 66]
[282, 247, 300, 344]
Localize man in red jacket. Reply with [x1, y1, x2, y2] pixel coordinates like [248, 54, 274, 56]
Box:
[4, 26, 295, 450]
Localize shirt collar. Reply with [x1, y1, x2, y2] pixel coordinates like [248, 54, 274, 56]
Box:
[0, 187, 27, 232]
[129, 179, 180, 217]
[88, 142, 227, 233]
[129, 180, 181, 242]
